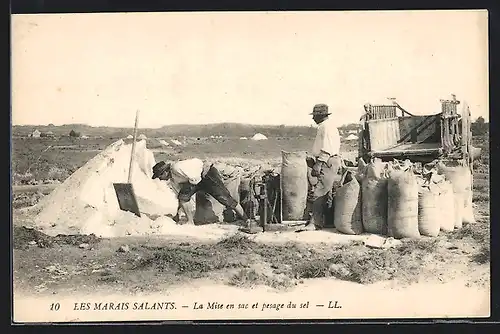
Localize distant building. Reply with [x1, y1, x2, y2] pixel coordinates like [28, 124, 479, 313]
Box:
[81, 135, 89, 139]
[30, 129, 41, 138]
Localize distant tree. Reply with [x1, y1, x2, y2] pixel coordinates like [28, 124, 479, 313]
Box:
[471, 116, 488, 136]
[69, 129, 81, 137]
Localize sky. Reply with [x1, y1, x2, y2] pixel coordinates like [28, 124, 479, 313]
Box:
[11, 10, 488, 128]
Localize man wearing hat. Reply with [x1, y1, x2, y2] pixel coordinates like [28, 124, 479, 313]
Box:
[304, 103, 343, 230]
[152, 158, 253, 227]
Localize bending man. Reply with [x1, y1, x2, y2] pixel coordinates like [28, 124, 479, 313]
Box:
[152, 159, 252, 226]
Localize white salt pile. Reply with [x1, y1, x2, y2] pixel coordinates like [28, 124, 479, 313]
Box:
[171, 139, 182, 146]
[159, 139, 169, 146]
[32, 139, 194, 238]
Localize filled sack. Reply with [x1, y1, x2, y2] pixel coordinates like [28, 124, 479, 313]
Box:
[334, 170, 363, 235]
[417, 183, 441, 237]
[437, 162, 473, 228]
[436, 180, 456, 232]
[387, 168, 420, 239]
[361, 159, 388, 235]
[281, 151, 308, 221]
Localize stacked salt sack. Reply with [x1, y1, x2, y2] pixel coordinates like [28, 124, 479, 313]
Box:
[345, 157, 474, 239]
[417, 169, 444, 237]
[436, 179, 456, 232]
[334, 169, 363, 235]
[387, 160, 420, 239]
[361, 158, 389, 235]
[437, 161, 475, 228]
[33, 140, 184, 237]
[281, 151, 308, 221]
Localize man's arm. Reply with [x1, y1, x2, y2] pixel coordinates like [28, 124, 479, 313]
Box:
[317, 150, 331, 163]
[188, 176, 202, 185]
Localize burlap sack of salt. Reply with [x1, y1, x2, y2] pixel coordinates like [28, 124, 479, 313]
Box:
[437, 162, 473, 228]
[436, 180, 456, 232]
[334, 170, 363, 235]
[387, 168, 420, 239]
[361, 159, 388, 235]
[417, 182, 441, 237]
[281, 151, 308, 221]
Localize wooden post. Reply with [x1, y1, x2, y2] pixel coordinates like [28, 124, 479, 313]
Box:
[127, 110, 140, 183]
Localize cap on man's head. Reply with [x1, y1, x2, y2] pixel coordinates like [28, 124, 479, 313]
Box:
[310, 103, 331, 116]
[152, 161, 171, 179]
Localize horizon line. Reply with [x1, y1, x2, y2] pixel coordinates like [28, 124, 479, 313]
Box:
[11, 122, 358, 129]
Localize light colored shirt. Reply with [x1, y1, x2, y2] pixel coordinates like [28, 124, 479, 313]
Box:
[311, 117, 341, 162]
[170, 158, 204, 186]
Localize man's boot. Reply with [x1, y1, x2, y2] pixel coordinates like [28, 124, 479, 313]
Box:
[235, 204, 261, 234]
[295, 201, 317, 232]
[311, 196, 329, 229]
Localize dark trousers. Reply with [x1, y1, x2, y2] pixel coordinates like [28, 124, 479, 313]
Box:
[306, 156, 343, 227]
[177, 165, 239, 209]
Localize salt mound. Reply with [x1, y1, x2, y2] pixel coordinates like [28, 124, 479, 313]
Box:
[159, 139, 169, 146]
[171, 139, 182, 146]
[251, 133, 267, 141]
[33, 139, 193, 238]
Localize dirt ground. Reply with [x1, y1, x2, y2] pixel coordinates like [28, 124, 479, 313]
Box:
[11, 134, 490, 319]
[13, 199, 490, 293]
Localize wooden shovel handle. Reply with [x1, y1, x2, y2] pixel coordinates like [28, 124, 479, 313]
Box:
[127, 110, 140, 183]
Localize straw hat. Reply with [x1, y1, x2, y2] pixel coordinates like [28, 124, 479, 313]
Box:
[152, 161, 171, 179]
[309, 104, 331, 116]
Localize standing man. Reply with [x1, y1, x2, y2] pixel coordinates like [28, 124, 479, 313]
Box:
[304, 103, 343, 230]
[152, 158, 253, 227]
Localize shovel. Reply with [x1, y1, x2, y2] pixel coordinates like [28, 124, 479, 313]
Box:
[113, 110, 141, 217]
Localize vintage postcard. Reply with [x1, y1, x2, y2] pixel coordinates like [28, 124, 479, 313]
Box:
[11, 10, 490, 323]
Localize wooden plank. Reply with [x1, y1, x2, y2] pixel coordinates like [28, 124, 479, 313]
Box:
[367, 118, 399, 151]
[370, 147, 442, 158]
[370, 142, 442, 157]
